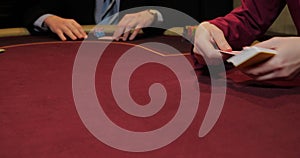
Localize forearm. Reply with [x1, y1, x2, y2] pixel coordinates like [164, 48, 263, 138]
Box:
[209, 0, 286, 50]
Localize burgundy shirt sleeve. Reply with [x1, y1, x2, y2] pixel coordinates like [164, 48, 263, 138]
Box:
[209, 0, 286, 50]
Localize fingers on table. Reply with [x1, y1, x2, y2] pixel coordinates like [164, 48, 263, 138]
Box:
[52, 20, 87, 41]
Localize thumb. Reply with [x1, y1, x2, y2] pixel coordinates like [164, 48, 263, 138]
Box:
[204, 23, 231, 51]
[211, 31, 231, 51]
[254, 38, 279, 49]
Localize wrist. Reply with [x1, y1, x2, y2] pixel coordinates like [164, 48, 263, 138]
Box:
[147, 9, 157, 21]
[147, 9, 163, 22]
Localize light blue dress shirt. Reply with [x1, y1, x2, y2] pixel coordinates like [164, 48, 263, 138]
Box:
[33, 0, 162, 31]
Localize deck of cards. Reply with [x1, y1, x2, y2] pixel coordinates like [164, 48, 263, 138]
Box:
[226, 46, 277, 68]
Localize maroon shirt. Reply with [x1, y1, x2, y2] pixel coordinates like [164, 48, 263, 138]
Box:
[209, 0, 300, 50]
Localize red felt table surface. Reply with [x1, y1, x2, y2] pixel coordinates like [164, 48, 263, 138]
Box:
[0, 35, 300, 158]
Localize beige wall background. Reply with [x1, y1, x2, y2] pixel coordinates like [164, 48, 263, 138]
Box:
[233, 0, 297, 35]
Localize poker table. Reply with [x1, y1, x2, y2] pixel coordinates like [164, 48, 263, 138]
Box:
[0, 28, 300, 158]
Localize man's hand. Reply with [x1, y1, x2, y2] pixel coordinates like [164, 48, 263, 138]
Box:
[242, 37, 300, 80]
[44, 15, 87, 41]
[193, 22, 232, 65]
[113, 10, 156, 41]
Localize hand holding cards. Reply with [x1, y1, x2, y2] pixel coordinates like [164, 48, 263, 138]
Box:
[226, 46, 277, 68]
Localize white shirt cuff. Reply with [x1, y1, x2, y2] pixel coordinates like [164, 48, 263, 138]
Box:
[149, 9, 163, 22]
[33, 14, 54, 31]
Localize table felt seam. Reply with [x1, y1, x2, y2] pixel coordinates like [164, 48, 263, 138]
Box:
[0, 41, 188, 57]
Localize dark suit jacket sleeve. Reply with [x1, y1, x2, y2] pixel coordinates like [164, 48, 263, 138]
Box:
[22, 0, 63, 32]
[23, 0, 96, 33]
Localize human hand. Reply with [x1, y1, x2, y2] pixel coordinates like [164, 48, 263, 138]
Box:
[44, 15, 87, 41]
[193, 22, 232, 65]
[113, 10, 156, 41]
[242, 37, 300, 80]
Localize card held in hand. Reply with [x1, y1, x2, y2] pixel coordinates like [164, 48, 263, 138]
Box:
[226, 46, 277, 68]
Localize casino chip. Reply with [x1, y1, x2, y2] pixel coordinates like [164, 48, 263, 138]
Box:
[183, 25, 197, 42]
[93, 27, 106, 38]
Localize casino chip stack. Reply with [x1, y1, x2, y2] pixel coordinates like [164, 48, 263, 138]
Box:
[93, 27, 106, 38]
[183, 25, 197, 42]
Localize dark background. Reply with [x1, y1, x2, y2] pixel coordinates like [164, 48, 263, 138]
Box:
[0, 0, 38, 28]
[0, 0, 233, 28]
